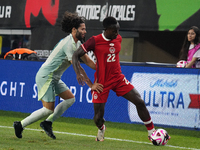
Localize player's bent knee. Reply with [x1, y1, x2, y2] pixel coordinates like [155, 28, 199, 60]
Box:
[63, 97, 75, 108]
[68, 97, 75, 104]
[43, 107, 54, 116]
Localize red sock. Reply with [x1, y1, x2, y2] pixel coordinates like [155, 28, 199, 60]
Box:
[143, 118, 154, 131]
[98, 124, 104, 130]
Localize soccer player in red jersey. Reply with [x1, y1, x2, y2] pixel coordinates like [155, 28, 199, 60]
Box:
[72, 16, 155, 141]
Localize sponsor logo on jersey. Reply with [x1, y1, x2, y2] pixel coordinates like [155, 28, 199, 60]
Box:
[109, 43, 114, 46]
[93, 93, 98, 99]
[109, 47, 115, 53]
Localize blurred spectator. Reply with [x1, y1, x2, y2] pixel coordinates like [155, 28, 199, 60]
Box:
[177, 26, 200, 68]
[0, 52, 6, 59]
[23, 35, 31, 49]
[4, 48, 40, 61]
[11, 35, 22, 50]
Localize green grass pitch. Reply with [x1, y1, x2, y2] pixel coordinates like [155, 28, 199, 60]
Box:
[0, 110, 199, 150]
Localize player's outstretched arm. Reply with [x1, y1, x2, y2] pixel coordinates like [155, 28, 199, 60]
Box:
[72, 46, 86, 86]
[72, 46, 103, 93]
[79, 65, 103, 93]
[81, 54, 96, 70]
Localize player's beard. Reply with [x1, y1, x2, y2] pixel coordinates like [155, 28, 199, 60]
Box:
[76, 30, 85, 43]
[80, 36, 85, 43]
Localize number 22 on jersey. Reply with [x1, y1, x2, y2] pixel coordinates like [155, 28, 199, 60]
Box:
[107, 54, 116, 62]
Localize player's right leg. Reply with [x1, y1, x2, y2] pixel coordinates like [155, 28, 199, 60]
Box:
[13, 106, 53, 138]
[122, 88, 155, 138]
[93, 103, 106, 141]
[13, 121, 23, 138]
[13, 78, 55, 139]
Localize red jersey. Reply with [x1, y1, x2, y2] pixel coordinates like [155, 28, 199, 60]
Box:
[81, 33, 122, 85]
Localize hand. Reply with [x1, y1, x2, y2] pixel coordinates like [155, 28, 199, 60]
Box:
[76, 74, 85, 86]
[91, 80, 104, 93]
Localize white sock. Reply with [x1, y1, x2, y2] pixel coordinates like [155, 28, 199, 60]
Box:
[148, 128, 156, 136]
[21, 107, 53, 128]
[46, 98, 75, 122]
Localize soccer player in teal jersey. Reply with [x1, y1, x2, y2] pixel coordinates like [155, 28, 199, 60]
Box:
[13, 11, 103, 139]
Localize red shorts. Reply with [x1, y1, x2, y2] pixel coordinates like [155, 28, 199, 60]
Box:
[92, 74, 134, 103]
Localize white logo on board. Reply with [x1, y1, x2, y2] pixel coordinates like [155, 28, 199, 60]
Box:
[76, 3, 135, 22]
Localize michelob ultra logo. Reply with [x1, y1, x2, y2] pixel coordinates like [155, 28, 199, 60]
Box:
[128, 72, 200, 128]
[130, 73, 200, 109]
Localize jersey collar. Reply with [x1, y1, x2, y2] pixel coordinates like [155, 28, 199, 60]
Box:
[70, 33, 75, 44]
[70, 33, 81, 46]
[102, 33, 111, 41]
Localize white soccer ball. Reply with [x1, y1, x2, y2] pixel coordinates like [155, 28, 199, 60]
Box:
[150, 129, 170, 146]
[176, 60, 187, 68]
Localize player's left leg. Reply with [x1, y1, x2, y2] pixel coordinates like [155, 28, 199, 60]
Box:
[46, 89, 75, 122]
[39, 100, 56, 139]
[42, 89, 75, 139]
[93, 103, 106, 141]
[122, 88, 155, 137]
[92, 87, 109, 141]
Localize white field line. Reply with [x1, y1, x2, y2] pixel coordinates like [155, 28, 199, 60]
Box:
[0, 125, 199, 150]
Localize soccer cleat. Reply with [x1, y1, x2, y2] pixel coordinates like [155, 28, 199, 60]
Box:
[96, 125, 106, 141]
[40, 121, 56, 139]
[165, 132, 171, 141]
[148, 128, 156, 141]
[148, 136, 151, 141]
[13, 121, 24, 138]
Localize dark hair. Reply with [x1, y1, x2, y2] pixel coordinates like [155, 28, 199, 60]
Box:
[179, 26, 200, 60]
[61, 11, 85, 33]
[103, 16, 118, 29]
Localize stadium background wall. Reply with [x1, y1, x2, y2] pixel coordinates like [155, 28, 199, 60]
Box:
[0, 59, 199, 130]
[1, 0, 200, 64]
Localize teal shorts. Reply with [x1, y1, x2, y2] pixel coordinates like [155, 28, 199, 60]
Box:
[36, 75, 69, 102]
